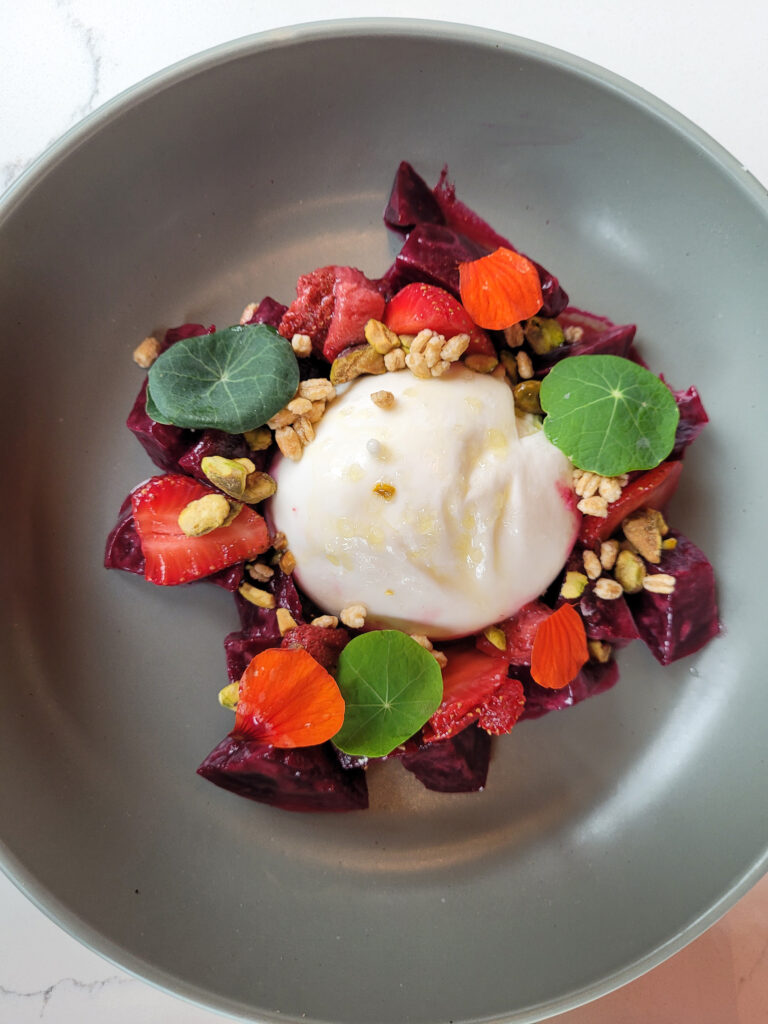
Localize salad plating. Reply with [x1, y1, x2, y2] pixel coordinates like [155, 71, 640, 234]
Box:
[106, 161, 719, 812]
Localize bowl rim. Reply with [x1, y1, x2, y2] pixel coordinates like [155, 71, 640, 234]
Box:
[2, 16, 767, 1024]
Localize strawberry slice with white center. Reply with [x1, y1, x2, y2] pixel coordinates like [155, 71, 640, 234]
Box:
[422, 645, 525, 743]
[131, 474, 270, 585]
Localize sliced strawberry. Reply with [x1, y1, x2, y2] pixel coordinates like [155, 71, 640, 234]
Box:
[383, 282, 495, 356]
[579, 460, 683, 546]
[278, 265, 385, 362]
[131, 474, 270, 585]
[280, 623, 350, 673]
[475, 600, 553, 664]
[422, 645, 525, 743]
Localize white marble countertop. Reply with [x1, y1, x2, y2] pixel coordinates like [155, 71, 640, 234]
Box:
[2, 1, 767, 1021]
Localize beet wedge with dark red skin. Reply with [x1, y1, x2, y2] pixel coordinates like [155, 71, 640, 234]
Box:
[198, 737, 369, 812]
[519, 659, 620, 719]
[400, 726, 491, 793]
[382, 161, 568, 316]
[628, 530, 719, 665]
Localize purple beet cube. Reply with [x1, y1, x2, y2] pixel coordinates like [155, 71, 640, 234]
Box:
[671, 385, 709, 458]
[430, 167, 569, 317]
[235, 569, 304, 630]
[629, 530, 720, 665]
[198, 736, 369, 812]
[399, 726, 491, 793]
[541, 308, 636, 369]
[162, 322, 215, 349]
[520, 660, 620, 720]
[104, 504, 145, 575]
[243, 296, 288, 329]
[224, 625, 282, 682]
[383, 160, 445, 231]
[580, 585, 640, 643]
[177, 429, 258, 484]
[126, 380, 194, 472]
[387, 222, 487, 297]
[207, 564, 244, 592]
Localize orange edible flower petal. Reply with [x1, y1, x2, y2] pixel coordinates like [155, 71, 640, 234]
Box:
[235, 648, 345, 748]
[459, 247, 543, 330]
[530, 603, 589, 690]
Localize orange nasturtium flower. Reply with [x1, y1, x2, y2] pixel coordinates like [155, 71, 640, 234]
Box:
[234, 648, 345, 747]
[459, 246, 543, 330]
[530, 603, 589, 690]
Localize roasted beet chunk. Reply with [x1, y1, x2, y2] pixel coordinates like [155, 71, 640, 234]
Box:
[224, 627, 280, 683]
[579, 584, 640, 643]
[629, 530, 719, 665]
[542, 308, 637, 368]
[126, 380, 194, 472]
[431, 167, 569, 317]
[235, 569, 304, 630]
[384, 160, 445, 230]
[386, 223, 488, 297]
[104, 502, 145, 575]
[177, 429, 257, 484]
[242, 296, 288, 329]
[400, 726, 491, 793]
[671, 385, 709, 458]
[198, 736, 369, 812]
[520, 660, 620, 719]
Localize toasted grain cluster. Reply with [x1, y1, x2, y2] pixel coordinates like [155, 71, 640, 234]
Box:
[404, 328, 472, 379]
[409, 633, 448, 670]
[572, 468, 630, 519]
[560, 505, 677, 666]
[268, 378, 337, 461]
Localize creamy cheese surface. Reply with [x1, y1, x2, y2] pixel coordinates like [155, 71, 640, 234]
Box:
[269, 366, 579, 639]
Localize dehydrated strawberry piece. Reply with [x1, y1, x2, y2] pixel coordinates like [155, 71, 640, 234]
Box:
[476, 600, 553, 664]
[280, 623, 350, 673]
[278, 265, 385, 361]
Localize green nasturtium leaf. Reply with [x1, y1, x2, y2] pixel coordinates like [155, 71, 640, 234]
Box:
[332, 631, 444, 758]
[144, 382, 174, 425]
[540, 354, 680, 476]
[146, 323, 300, 433]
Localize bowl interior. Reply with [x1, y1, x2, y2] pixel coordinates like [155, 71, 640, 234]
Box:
[1, 21, 766, 1024]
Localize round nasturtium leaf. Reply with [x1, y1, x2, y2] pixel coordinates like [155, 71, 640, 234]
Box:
[146, 323, 300, 433]
[332, 631, 444, 758]
[540, 354, 680, 476]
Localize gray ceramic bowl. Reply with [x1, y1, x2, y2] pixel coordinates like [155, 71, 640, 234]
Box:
[1, 18, 766, 1024]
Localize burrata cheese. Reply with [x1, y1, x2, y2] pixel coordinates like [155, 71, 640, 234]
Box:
[269, 365, 579, 638]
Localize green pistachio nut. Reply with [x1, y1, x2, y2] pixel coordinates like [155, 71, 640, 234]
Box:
[330, 345, 387, 385]
[524, 317, 565, 355]
[513, 379, 543, 415]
